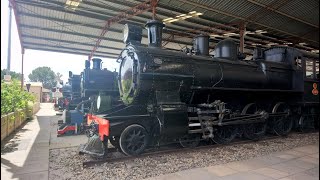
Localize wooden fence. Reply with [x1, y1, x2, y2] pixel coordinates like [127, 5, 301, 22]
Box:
[1, 102, 40, 141]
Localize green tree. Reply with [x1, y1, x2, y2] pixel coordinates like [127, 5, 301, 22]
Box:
[1, 69, 22, 80]
[28, 67, 56, 89]
[1, 79, 35, 115]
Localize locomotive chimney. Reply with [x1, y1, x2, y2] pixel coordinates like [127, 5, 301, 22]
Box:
[145, 20, 165, 47]
[85, 60, 90, 69]
[92, 58, 102, 70]
[193, 34, 210, 56]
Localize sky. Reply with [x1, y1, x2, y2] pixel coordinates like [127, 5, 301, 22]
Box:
[1, 0, 119, 83]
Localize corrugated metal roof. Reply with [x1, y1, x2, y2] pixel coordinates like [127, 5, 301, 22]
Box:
[13, 0, 319, 59]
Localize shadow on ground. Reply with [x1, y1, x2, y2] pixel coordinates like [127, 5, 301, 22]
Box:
[1, 103, 57, 179]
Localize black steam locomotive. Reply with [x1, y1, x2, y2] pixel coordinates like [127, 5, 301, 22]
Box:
[65, 59, 119, 112]
[81, 20, 319, 157]
[57, 58, 120, 136]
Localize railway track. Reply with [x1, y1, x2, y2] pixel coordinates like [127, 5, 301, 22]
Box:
[81, 132, 302, 168]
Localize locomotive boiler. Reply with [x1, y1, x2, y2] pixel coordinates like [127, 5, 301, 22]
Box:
[81, 20, 319, 157]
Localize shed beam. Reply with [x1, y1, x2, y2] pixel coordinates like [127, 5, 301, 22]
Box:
[89, 0, 157, 59]
[21, 35, 123, 51]
[176, 0, 319, 45]
[16, 0, 111, 21]
[103, 0, 237, 33]
[9, 0, 24, 51]
[241, 0, 290, 25]
[23, 42, 119, 56]
[18, 12, 193, 40]
[20, 24, 264, 52]
[246, 0, 319, 28]
[18, 0, 311, 50]
[20, 25, 124, 43]
[23, 46, 118, 59]
[20, 24, 194, 47]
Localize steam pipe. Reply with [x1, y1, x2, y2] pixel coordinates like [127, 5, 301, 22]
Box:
[76, 99, 92, 115]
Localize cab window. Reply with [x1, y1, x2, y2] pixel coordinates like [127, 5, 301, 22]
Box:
[305, 60, 314, 78]
[294, 56, 302, 70]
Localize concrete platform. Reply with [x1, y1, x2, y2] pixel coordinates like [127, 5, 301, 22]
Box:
[145, 144, 319, 180]
[1, 103, 86, 180]
[1, 103, 55, 180]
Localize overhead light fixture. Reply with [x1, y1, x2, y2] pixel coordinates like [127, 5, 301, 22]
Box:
[252, 43, 262, 46]
[163, 11, 203, 24]
[163, 17, 174, 21]
[267, 43, 278, 46]
[245, 31, 255, 35]
[166, 19, 179, 23]
[210, 34, 223, 38]
[283, 42, 293, 45]
[223, 32, 237, 36]
[255, 30, 267, 34]
[299, 42, 307, 45]
[245, 30, 267, 35]
[311, 50, 319, 53]
[65, 0, 82, 11]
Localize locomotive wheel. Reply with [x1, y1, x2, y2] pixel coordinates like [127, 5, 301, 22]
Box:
[179, 134, 201, 148]
[271, 103, 292, 136]
[243, 123, 267, 141]
[109, 136, 120, 149]
[241, 103, 266, 141]
[298, 113, 315, 133]
[119, 124, 148, 156]
[212, 126, 238, 144]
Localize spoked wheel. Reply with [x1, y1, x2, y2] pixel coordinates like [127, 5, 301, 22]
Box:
[243, 122, 267, 141]
[109, 136, 120, 149]
[179, 134, 201, 148]
[242, 103, 267, 141]
[298, 110, 316, 133]
[119, 124, 149, 156]
[271, 103, 292, 136]
[212, 126, 238, 144]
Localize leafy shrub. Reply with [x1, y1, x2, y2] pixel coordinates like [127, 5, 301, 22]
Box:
[1, 79, 35, 115]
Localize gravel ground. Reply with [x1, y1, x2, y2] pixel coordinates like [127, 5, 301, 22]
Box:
[49, 132, 319, 180]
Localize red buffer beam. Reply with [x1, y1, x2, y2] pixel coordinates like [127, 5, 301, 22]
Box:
[89, 0, 157, 60]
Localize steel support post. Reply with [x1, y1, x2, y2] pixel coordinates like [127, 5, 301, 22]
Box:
[151, 0, 158, 20]
[21, 49, 25, 90]
[239, 23, 246, 53]
[7, 3, 13, 74]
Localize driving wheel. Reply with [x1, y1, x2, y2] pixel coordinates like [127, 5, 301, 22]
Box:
[119, 124, 149, 156]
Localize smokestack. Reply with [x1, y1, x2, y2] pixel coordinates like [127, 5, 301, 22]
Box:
[193, 34, 209, 56]
[85, 60, 90, 69]
[145, 20, 165, 47]
[92, 58, 102, 70]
